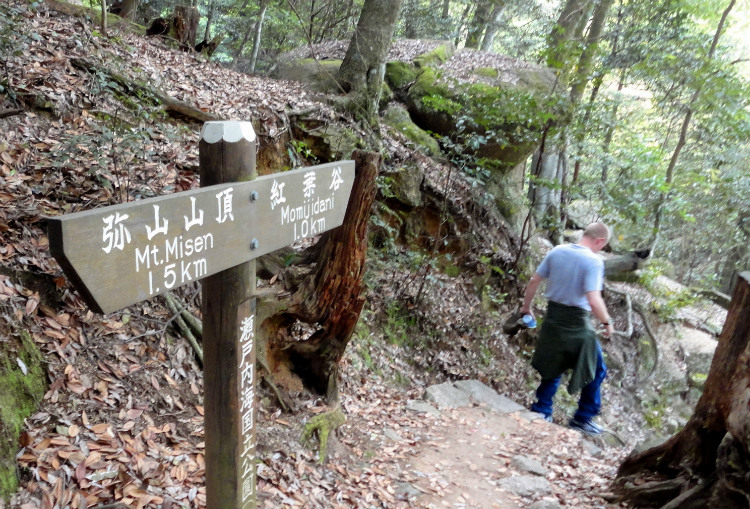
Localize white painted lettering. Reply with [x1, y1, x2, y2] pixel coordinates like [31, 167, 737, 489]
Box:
[135, 246, 150, 272]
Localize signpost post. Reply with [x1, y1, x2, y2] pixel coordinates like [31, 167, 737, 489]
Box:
[47, 121, 355, 508]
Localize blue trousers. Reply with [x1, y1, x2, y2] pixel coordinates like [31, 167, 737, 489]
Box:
[530, 342, 607, 423]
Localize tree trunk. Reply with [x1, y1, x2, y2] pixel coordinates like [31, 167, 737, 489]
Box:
[203, 0, 215, 42]
[600, 68, 626, 184]
[337, 0, 404, 120]
[465, 0, 493, 49]
[231, 21, 254, 69]
[454, 3, 474, 47]
[100, 0, 108, 36]
[480, 3, 506, 51]
[613, 271, 750, 508]
[529, 140, 566, 239]
[545, 0, 593, 74]
[569, 0, 614, 104]
[263, 151, 379, 402]
[248, 0, 270, 73]
[120, 0, 138, 20]
[403, 0, 420, 38]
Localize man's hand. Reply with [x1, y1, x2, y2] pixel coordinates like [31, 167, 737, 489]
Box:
[602, 323, 614, 338]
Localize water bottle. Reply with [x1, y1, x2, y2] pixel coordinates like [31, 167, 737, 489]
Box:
[521, 314, 537, 329]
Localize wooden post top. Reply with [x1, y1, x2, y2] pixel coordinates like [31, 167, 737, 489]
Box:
[200, 121, 256, 144]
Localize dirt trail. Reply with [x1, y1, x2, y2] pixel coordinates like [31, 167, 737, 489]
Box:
[391, 406, 626, 509]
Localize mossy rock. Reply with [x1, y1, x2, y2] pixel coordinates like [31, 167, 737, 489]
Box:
[413, 42, 455, 68]
[381, 160, 425, 208]
[382, 103, 441, 157]
[273, 58, 343, 92]
[1, 329, 46, 502]
[385, 61, 419, 90]
[292, 119, 362, 161]
[405, 63, 571, 170]
[486, 161, 528, 230]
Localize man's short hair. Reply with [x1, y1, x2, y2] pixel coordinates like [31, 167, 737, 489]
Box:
[583, 222, 610, 241]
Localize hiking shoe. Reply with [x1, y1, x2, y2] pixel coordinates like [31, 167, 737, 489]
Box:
[569, 418, 603, 435]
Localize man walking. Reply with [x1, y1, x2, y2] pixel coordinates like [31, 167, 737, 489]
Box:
[520, 222, 613, 434]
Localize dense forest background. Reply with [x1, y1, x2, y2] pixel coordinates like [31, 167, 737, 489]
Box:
[2, 0, 750, 507]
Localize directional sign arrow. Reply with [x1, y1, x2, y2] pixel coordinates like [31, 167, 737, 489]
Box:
[48, 161, 355, 314]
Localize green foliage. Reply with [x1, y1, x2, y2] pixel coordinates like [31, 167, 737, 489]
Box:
[382, 301, 419, 347]
[289, 139, 317, 163]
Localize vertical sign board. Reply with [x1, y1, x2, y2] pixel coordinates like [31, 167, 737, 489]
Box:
[47, 121, 355, 508]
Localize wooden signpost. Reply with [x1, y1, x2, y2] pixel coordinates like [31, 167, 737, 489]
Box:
[47, 121, 355, 508]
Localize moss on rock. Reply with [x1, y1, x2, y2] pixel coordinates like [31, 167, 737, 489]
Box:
[0, 329, 46, 502]
[405, 63, 572, 170]
[382, 103, 441, 157]
[293, 119, 363, 161]
[413, 42, 455, 68]
[473, 67, 499, 78]
[385, 61, 419, 90]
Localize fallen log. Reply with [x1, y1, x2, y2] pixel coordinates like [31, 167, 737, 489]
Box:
[70, 57, 220, 123]
[604, 249, 651, 277]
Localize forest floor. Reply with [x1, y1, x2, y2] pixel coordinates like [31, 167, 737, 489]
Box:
[1, 2, 727, 508]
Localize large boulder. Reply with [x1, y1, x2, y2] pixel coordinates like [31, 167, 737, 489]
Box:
[273, 58, 342, 93]
[404, 50, 571, 171]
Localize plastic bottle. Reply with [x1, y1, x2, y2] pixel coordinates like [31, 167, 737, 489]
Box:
[521, 314, 537, 329]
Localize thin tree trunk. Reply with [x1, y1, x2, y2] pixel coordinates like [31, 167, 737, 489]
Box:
[465, 0, 492, 49]
[231, 21, 255, 69]
[649, 0, 735, 248]
[403, 0, 419, 38]
[100, 0, 108, 36]
[454, 3, 474, 47]
[203, 0, 215, 42]
[545, 0, 593, 72]
[248, 0, 270, 73]
[600, 69, 626, 185]
[480, 2, 506, 51]
[569, 0, 614, 104]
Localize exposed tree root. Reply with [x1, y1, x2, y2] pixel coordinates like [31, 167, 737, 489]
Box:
[612, 476, 686, 508]
[300, 407, 346, 463]
[631, 302, 659, 381]
[164, 293, 203, 364]
[0, 108, 24, 119]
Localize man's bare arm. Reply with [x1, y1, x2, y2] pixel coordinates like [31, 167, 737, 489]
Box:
[586, 290, 614, 337]
[521, 273, 544, 316]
